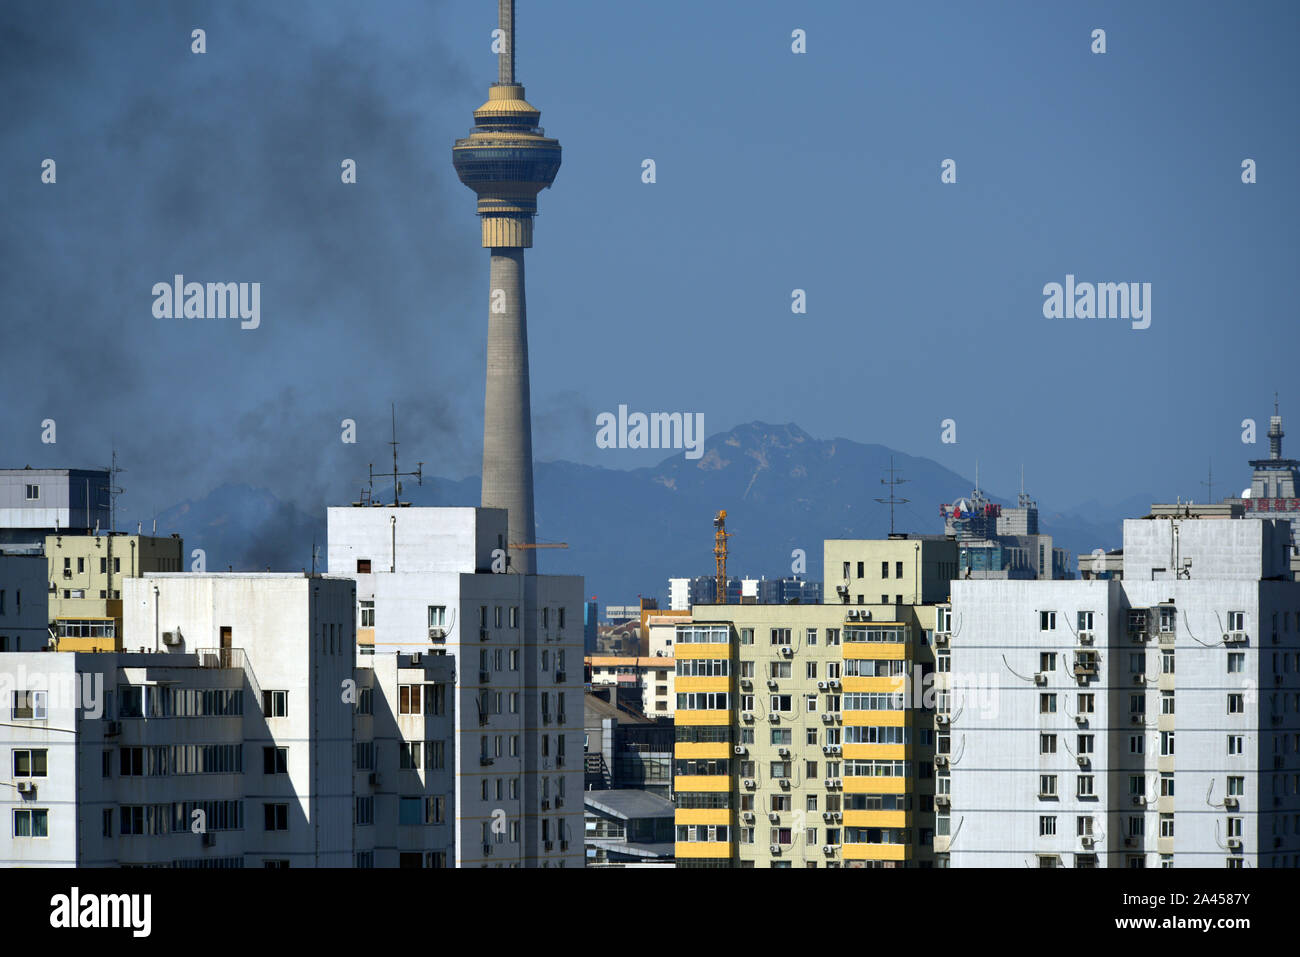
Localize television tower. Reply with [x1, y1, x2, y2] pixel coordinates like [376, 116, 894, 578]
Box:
[452, 0, 561, 575]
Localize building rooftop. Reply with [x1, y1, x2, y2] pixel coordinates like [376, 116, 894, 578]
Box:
[583, 789, 675, 821]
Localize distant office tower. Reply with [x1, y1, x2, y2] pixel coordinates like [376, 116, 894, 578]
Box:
[940, 482, 1070, 580]
[947, 515, 1300, 867]
[453, 0, 561, 575]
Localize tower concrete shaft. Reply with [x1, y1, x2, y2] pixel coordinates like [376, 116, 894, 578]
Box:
[452, 0, 560, 575]
[483, 249, 536, 574]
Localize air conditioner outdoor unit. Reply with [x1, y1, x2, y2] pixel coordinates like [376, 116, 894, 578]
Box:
[767, 679, 779, 690]
[822, 745, 832, 755]
[740, 679, 752, 690]
[770, 845, 781, 855]
[1132, 795, 1146, 807]
[742, 812, 754, 823]
[1033, 673, 1046, 685]
[935, 756, 949, 768]
[16, 781, 35, 795]
[1080, 836, 1094, 847]
[1227, 838, 1242, 850]
[936, 714, 950, 726]
[769, 812, 780, 823]
[1225, 632, 1247, 644]
[832, 811, 841, 821]
[822, 845, 834, 854]
[821, 713, 833, 723]
[780, 647, 793, 658]
[833, 779, 842, 788]
[822, 812, 833, 822]
[162, 630, 181, 646]
[1078, 632, 1093, 645]
[428, 627, 446, 642]
[744, 779, 756, 789]
[829, 679, 840, 689]
[778, 748, 790, 758]
[1123, 836, 1137, 847]
[1224, 797, 1239, 809]
[934, 795, 950, 808]
[734, 745, 747, 756]
[779, 778, 791, 789]
[768, 712, 780, 722]
[830, 745, 841, 755]
[1076, 756, 1089, 767]
[1131, 714, 1144, 724]
[1133, 673, 1146, 684]
[836, 585, 848, 596]
[1075, 714, 1088, 724]
[817, 681, 828, 691]
[742, 712, 754, 723]
[824, 778, 835, 789]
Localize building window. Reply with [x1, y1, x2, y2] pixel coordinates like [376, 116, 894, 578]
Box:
[262, 690, 288, 717]
[11, 691, 47, 720]
[1040, 734, 1057, 755]
[1039, 775, 1057, 797]
[1227, 694, 1244, 715]
[263, 803, 289, 831]
[359, 601, 374, 628]
[24, 484, 39, 501]
[1039, 815, 1056, 836]
[263, 747, 287, 774]
[1039, 694, 1057, 714]
[13, 750, 47, 778]
[14, 809, 48, 837]
[356, 559, 371, 574]
[1040, 611, 1056, 630]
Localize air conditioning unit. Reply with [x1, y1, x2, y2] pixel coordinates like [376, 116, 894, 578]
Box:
[768, 712, 780, 722]
[817, 681, 828, 691]
[744, 779, 756, 790]
[779, 778, 791, 789]
[734, 745, 747, 756]
[1227, 838, 1242, 850]
[1033, 673, 1046, 685]
[1123, 836, 1137, 847]
[742, 712, 754, 723]
[833, 779, 842, 788]
[742, 812, 754, 823]
[934, 795, 950, 808]
[780, 647, 793, 658]
[1131, 714, 1144, 724]
[1132, 795, 1146, 807]
[1078, 631, 1093, 645]
[822, 845, 834, 854]
[936, 714, 950, 726]
[740, 679, 752, 690]
[824, 778, 835, 789]
[15, 781, 35, 795]
[769, 812, 780, 823]
[1224, 797, 1239, 809]
[767, 679, 779, 690]
[830, 745, 841, 755]
[836, 585, 849, 596]
[162, 630, 181, 646]
[202, 833, 216, 847]
[821, 713, 833, 723]
[935, 756, 949, 768]
[1076, 756, 1089, 767]
[769, 844, 781, 855]
[1224, 632, 1247, 644]
[1133, 673, 1146, 684]
[1080, 836, 1094, 848]
[832, 811, 841, 821]
[934, 633, 949, 647]
[829, 679, 841, 690]
[1075, 714, 1088, 725]
[822, 811, 833, 822]
[822, 745, 832, 755]
[428, 627, 447, 642]
[778, 748, 790, 759]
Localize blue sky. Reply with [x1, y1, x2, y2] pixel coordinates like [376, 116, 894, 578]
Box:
[2, 0, 1297, 526]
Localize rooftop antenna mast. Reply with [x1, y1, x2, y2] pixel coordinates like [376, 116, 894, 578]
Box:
[1201, 460, 1215, 504]
[875, 456, 910, 535]
[367, 403, 424, 507]
[97, 447, 126, 534]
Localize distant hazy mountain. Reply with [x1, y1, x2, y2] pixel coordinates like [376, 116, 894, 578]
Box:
[154, 422, 1148, 606]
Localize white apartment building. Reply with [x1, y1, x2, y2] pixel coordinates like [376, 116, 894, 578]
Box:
[0, 572, 457, 867]
[947, 516, 1300, 867]
[327, 505, 583, 868]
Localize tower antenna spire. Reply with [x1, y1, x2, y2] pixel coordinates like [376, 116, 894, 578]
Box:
[1201, 460, 1215, 503]
[498, 0, 514, 84]
[366, 403, 423, 507]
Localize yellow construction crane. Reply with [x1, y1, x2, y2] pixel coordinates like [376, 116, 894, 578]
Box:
[713, 510, 730, 604]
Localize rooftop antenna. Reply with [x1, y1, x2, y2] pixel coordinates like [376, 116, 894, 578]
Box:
[366, 403, 424, 507]
[97, 447, 125, 534]
[876, 456, 910, 535]
[1201, 461, 1215, 503]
